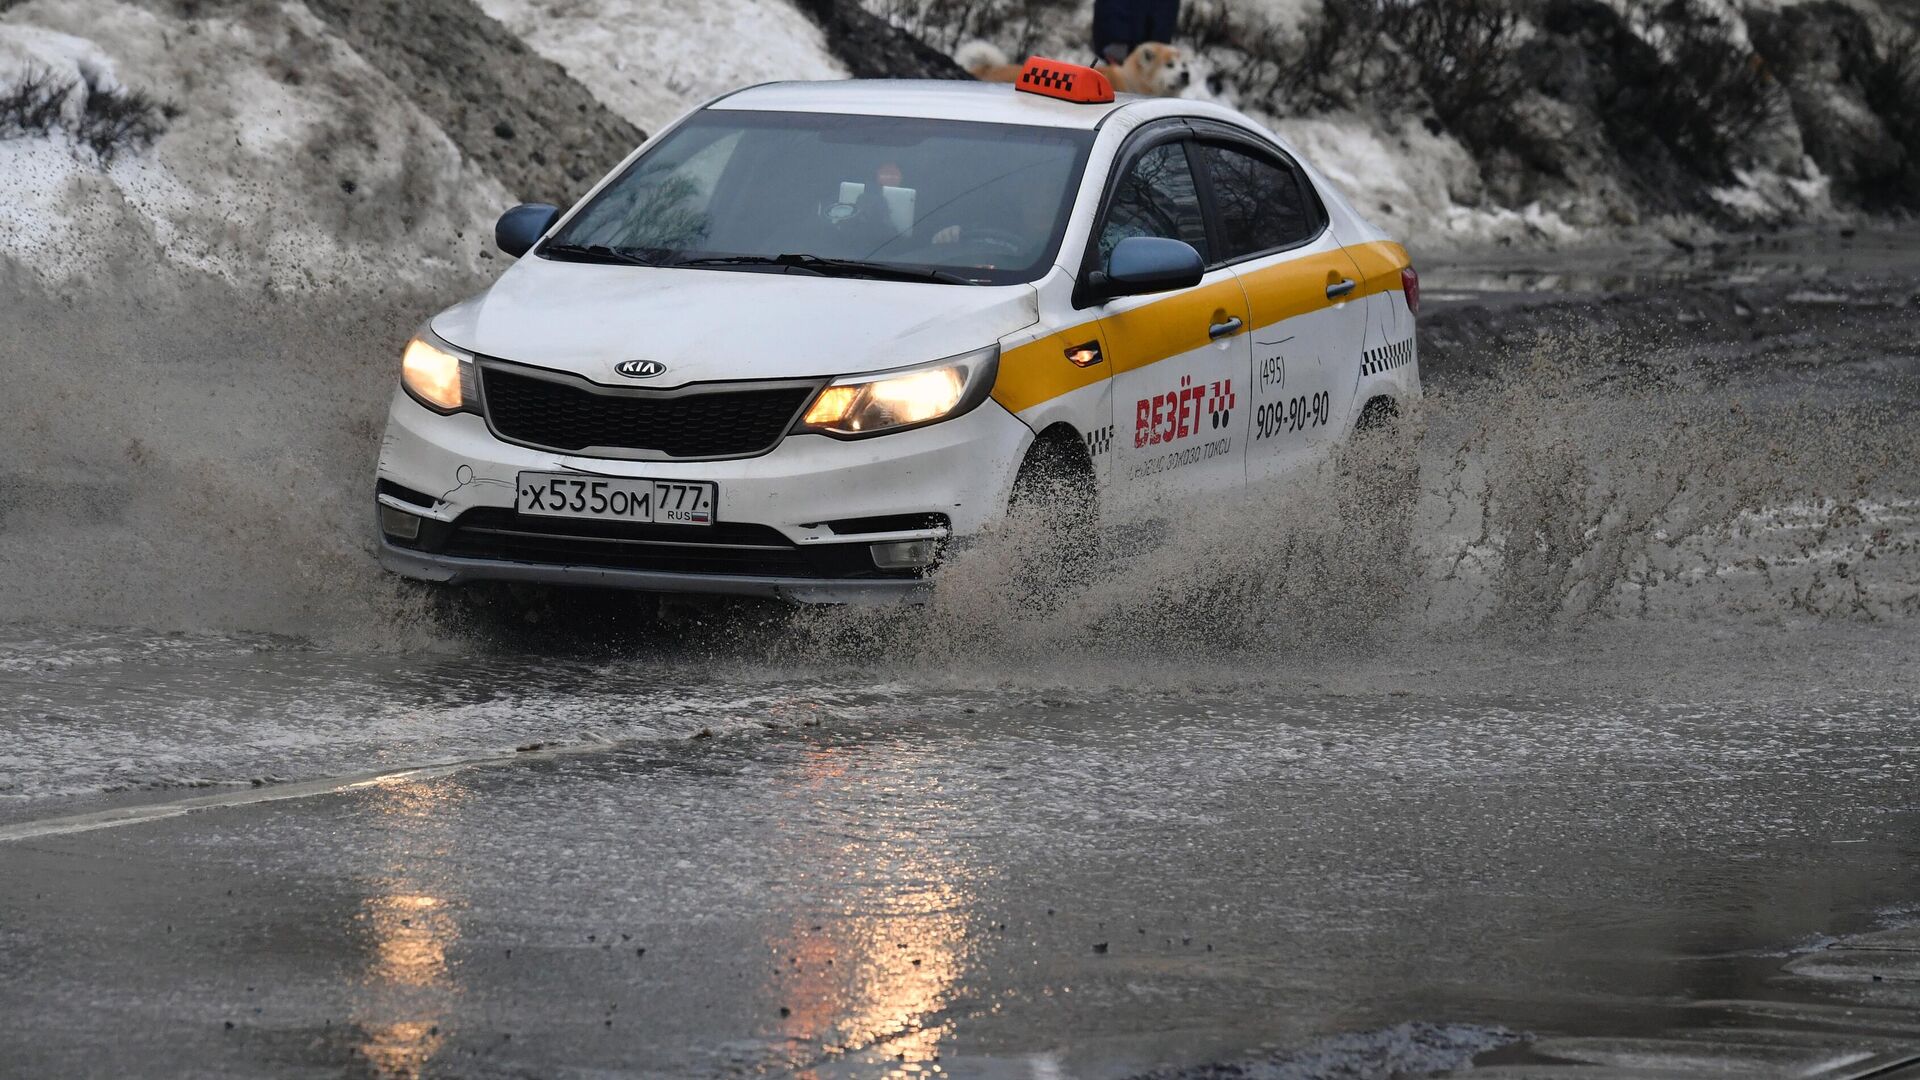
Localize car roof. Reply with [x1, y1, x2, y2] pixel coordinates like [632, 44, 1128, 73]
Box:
[712, 79, 1135, 130]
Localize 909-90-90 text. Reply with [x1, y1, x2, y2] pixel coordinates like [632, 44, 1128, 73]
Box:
[1254, 391, 1330, 440]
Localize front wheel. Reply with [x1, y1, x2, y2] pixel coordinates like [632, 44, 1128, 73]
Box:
[1003, 429, 1098, 610]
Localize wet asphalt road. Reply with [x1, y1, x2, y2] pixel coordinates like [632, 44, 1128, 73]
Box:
[5, 239, 1920, 1079]
[4, 637, 1920, 1079]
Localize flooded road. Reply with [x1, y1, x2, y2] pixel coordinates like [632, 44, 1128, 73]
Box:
[2, 233, 1918, 1077]
[3, 627, 1919, 1078]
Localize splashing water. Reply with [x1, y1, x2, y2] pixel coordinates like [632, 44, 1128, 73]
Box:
[2, 269, 1915, 670]
[795, 333, 1918, 671]
[3, 264, 1917, 814]
[0, 267, 477, 645]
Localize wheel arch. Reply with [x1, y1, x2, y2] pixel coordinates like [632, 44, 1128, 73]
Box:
[1017, 420, 1096, 481]
[1354, 394, 1401, 432]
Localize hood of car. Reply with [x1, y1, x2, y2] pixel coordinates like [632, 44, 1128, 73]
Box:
[431, 259, 1041, 388]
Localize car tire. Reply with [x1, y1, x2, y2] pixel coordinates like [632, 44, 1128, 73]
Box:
[1335, 398, 1419, 562]
[1004, 427, 1098, 610]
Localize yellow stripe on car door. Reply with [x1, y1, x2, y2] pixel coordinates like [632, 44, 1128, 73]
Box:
[991, 244, 1406, 416]
[990, 280, 1247, 416]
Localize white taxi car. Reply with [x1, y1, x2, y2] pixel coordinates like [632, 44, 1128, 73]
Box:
[375, 58, 1420, 602]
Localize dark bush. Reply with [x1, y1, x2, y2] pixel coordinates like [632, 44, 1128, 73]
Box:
[1863, 29, 1920, 154]
[1746, 2, 1917, 209]
[1634, 0, 1782, 175]
[0, 67, 172, 165]
[1285, 0, 1396, 112]
[1542, 0, 1781, 191]
[1177, 3, 1302, 104]
[1380, 0, 1526, 146]
[1175, 0, 1233, 51]
[0, 66, 72, 138]
[75, 84, 173, 164]
[1182, 0, 1525, 148]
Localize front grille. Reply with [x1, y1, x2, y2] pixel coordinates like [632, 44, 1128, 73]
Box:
[480, 365, 815, 459]
[411, 508, 917, 580]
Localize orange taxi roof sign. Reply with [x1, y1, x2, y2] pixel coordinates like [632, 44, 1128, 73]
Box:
[1016, 57, 1115, 104]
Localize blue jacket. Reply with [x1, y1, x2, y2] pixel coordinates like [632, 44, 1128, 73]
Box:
[1092, 0, 1181, 59]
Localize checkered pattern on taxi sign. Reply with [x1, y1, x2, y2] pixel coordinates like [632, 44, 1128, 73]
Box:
[1022, 68, 1076, 91]
[1361, 336, 1416, 377]
[1016, 57, 1115, 104]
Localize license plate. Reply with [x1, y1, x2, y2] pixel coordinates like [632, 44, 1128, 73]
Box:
[515, 473, 715, 526]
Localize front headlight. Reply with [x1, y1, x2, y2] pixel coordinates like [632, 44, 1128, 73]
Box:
[400, 328, 477, 414]
[794, 346, 999, 438]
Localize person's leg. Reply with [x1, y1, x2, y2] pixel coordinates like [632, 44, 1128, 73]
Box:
[1092, 0, 1133, 62]
[1145, 0, 1180, 43]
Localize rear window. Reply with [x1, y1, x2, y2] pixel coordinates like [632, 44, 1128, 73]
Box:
[1194, 142, 1320, 261]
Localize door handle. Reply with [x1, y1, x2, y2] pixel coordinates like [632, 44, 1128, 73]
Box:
[1326, 278, 1357, 300]
[1208, 316, 1243, 340]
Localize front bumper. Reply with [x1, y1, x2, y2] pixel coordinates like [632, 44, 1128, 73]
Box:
[373, 386, 1032, 601]
[377, 538, 932, 604]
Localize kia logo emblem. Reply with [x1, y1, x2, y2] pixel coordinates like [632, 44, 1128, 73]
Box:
[615, 360, 666, 379]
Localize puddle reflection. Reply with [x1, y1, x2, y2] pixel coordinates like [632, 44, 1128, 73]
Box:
[349, 777, 465, 1079]
[365, 893, 454, 989]
[769, 748, 980, 1078]
[779, 881, 970, 1072]
[356, 1018, 446, 1079]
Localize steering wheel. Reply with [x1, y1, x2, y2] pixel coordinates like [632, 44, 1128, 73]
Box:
[960, 226, 1030, 255]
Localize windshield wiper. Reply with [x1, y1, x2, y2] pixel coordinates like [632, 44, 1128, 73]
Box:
[539, 242, 663, 267]
[675, 253, 976, 286]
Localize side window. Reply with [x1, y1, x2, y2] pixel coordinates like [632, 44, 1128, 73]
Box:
[1196, 142, 1317, 261]
[1096, 141, 1209, 266]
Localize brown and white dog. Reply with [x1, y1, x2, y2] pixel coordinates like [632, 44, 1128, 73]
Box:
[957, 40, 1194, 97]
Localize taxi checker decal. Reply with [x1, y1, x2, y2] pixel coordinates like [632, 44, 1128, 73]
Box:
[1360, 336, 1415, 377]
[1084, 424, 1114, 457]
[1016, 57, 1116, 104]
[1022, 66, 1079, 94]
[1136, 374, 1235, 448]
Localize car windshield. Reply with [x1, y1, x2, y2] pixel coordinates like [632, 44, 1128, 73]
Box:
[546, 109, 1096, 286]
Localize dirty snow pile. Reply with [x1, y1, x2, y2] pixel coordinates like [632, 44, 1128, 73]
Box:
[0, 0, 507, 290]
[0, 0, 866, 288]
[469, 0, 847, 135]
[3, 0, 1914, 286]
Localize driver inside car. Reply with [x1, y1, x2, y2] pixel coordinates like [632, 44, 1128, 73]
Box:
[926, 174, 1058, 266]
[832, 162, 914, 256]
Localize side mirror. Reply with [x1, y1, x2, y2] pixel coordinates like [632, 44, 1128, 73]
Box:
[1087, 236, 1205, 303]
[495, 203, 560, 259]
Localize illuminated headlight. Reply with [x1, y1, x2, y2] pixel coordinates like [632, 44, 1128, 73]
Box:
[795, 346, 999, 438]
[400, 327, 478, 414]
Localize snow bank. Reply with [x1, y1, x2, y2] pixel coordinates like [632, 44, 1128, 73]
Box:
[469, 0, 849, 134]
[1269, 112, 1579, 250]
[0, 22, 117, 96]
[0, 0, 510, 290]
[878, 0, 1912, 254]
